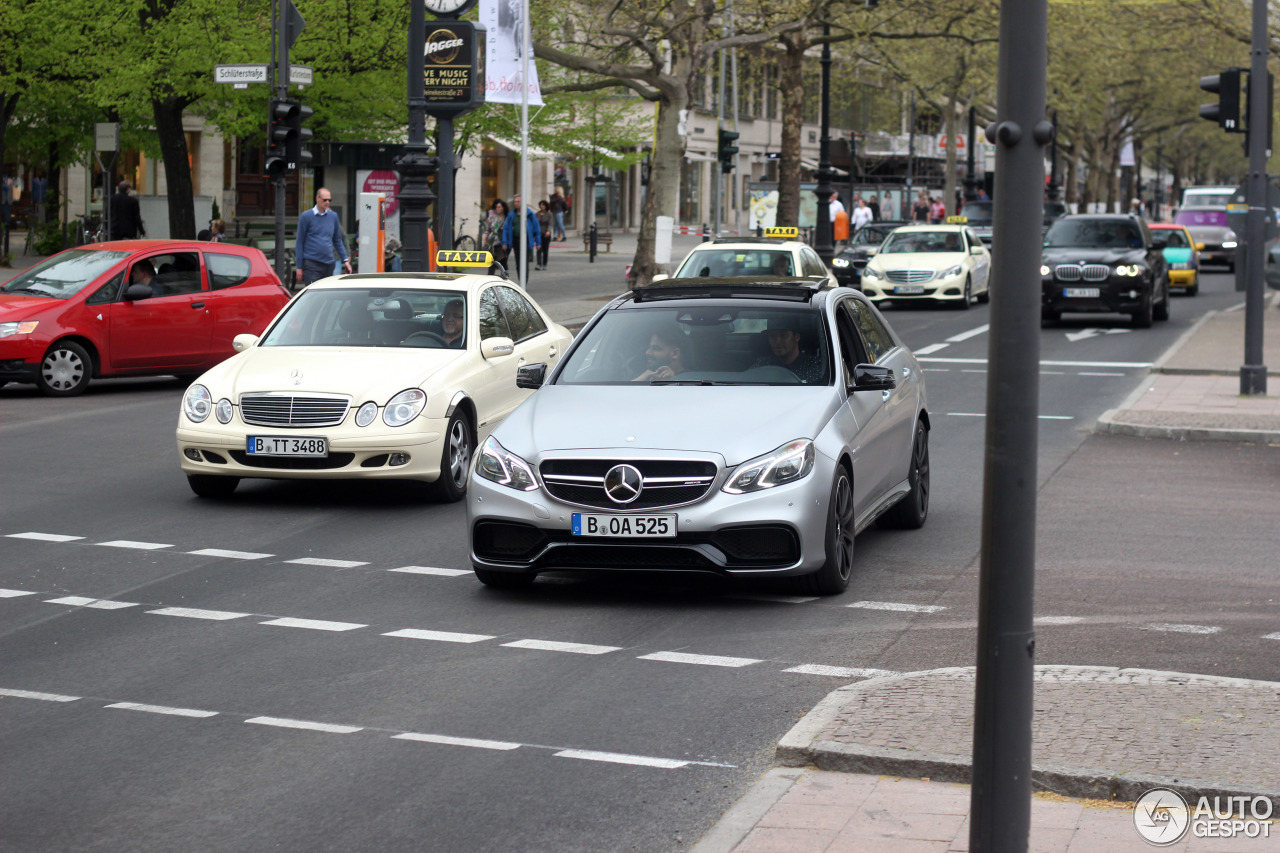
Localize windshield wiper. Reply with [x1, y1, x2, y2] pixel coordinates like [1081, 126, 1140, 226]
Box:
[4, 287, 52, 296]
[649, 379, 734, 386]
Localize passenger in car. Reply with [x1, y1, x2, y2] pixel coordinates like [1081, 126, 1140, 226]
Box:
[751, 316, 824, 384]
[633, 323, 688, 382]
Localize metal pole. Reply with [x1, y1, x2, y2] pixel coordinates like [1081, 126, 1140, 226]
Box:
[970, 0, 1049, 848]
[518, 0, 530, 288]
[812, 24, 835, 263]
[436, 121, 454, 251]
[907, 92, 916, 218]
[395, 0, 437, 272]
[965, 106, 977, 202]
[273, 0, 288, 282]
[1154, 140, 1161, 221]
[713, 43, 725, 238]
[1242, 0, 1269, 395]
[730, 3, 740, 236]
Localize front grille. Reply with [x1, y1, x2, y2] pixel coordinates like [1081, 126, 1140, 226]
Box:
[885, 269, 935, 284]
[239, 393, 351, 428]
[540, 458, 717, 510]
[228, 451, 355, 470]
[1054, 264, 1111, 282]
[543, 544, 717, 570]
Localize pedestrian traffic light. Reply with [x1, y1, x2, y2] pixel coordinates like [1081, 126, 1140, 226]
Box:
[1200, 69, 1243, 131]
[718, 128, 739, 174]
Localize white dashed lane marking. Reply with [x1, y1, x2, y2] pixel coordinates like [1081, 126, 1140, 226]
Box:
[0, 688, 80, 702]
[847, 601, 946, 614]
[1264, 633, 1280, 641]
[913, 343, 950, 355]
[5, 532, 84, 542]
[502, 639, 622, 655]
[45, 596, 137, 610]
[0, 589, 38, 598]
[784, 665, 898, 678]
[946, 324, 990, 343]
[944, 412, 1074, 421]
[1141, 623, 1224, 635]
[106, 702, 218, 718]
[1035, 616, 1084, 625]
[395, 732, 521, 750]
[638, 651, 761, 668]
[98, 540, 172, 551]
[388, 566, 471, 577]
[147, 607, 252, 621]
[285, 558, 369, 568]
[261, 617, 366, 632]
[246, 716, 363, 734]
[187, 548, 274, 560]
[554, 749, 690, 769]
[383, 628, 495, 644]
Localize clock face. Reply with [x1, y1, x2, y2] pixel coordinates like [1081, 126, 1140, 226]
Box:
[424, 0, 473, 15]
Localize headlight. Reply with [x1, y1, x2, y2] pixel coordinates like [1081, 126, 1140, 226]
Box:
[476, 435, 538, 491]
[215, 398, 234, 424]
[723, 439, 815, 494]
[832, 257, 850, 268]
[0, 321, 39, 338]
[940, 264, 963, 279]
[355, 401, 378, 427]
[1040, 265, 1051, 276]
[183, 384, 213, 422]
[1222, 234, 1238, 248]
[383, 389, 426, 427]
[1114, 264, 1142, 277]
[862, 267, 885, 280]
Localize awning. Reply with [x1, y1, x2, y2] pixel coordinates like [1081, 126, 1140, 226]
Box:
[800, 159, 849, 176]
[488, 136, 557, 160]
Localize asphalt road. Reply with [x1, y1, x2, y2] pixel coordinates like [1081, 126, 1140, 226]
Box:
[2, 266, 1278, 852]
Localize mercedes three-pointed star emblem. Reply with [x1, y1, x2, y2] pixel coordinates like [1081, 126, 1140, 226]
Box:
[603, 464, 643, 505]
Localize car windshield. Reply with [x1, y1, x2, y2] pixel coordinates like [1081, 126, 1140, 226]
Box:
[1175, 209, 1228, 228]
[960, 201, 993, 223]
[557, 305, 832, 386]
[1151, 229, 1189, 249]
[259, 287, 467, 348]
[1044, 220, 1143, 249]
[851, 226, 892, 246]
[674, 249, 795, 277]
[1182, 190, 1234, 207]
[0, 249, 129, 299]
[880, 231, 965, 254]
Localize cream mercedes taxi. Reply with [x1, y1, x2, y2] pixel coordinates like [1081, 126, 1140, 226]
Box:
[655, 226, 839, 287]
[176, 251, 572, 500]
[859, 218, 991, 308]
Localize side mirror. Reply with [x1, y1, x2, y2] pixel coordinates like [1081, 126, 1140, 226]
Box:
[232, 333, 259, 353]
[865, 247, 879, 257]
[481, 336, 515, 360]
[124, 284, 151, 301]
[851, 363, 896, 392]
[516, 363, 547, 389]
[1195, 242, 1206, 251]
[970, 245, 985, 254]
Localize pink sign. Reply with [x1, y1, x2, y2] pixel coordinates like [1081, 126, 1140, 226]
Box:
[362, 170, 400, 217]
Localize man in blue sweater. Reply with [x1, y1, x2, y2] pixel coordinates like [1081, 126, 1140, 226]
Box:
[502, 194, 541, 284]
[295, 187, 352, 287]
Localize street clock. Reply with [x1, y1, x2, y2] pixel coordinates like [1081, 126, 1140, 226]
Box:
[424, 0, 476, 17]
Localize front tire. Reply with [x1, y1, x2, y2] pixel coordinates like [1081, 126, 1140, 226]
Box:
[1131, 292, 1153, 328]
[795, 466, 855, 595]
[38, 341, 92, 396]
[879, 420, 930, 530]
[432, 410, 473, 502]
[1153, 284, 1170, 322]
[187, 475, 239, 498]
[954, 276, 973, 310]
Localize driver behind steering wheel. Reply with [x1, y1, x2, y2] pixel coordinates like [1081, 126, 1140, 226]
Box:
[440, 299, 465, 348]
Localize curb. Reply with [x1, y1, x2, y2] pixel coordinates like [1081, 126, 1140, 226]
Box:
[774, 665, 1280, 811]
[1094, 414, 1280, 444]
[689, 768, 806, 853]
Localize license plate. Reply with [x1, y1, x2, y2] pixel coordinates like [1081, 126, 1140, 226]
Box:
[246, 435, 328, 457]
[893, 285, 925, 294]
[1063, 287, 1099, 298]
[572, 513, 676, 538]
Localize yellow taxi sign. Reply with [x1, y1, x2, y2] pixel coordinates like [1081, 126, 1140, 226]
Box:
[1227, 203, 1249, 212]
[435, 249, 493, 267]
[945, 215, 968, 224]
[764, 226, 799, 239]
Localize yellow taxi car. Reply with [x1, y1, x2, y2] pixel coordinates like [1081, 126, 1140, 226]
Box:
[1148, 223, 1201, 296]
[176, 251, 572, 501]
[858, 218, 991, 308]
[655, 226, 839, 287]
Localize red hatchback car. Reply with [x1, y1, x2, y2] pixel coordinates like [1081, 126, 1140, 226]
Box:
[0, 240, 291, 396]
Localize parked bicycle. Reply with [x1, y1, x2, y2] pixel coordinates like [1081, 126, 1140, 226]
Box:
[452, 217, 479, 252]
[75, 213, 104, 246]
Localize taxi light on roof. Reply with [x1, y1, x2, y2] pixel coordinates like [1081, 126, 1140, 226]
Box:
[764, 226, 799, 239]
[435, 250, 493, 267]
[946, 215, 968, 224]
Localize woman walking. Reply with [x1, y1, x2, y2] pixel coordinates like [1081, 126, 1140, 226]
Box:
[485, 198, 510, 267]
[535, 200, 553, 270]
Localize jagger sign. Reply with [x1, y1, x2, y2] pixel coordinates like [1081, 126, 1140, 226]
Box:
[423, 21, 485, 118]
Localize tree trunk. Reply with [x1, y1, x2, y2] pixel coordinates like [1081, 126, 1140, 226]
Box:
[631, 75, 690, 285]
[943, 92, 958, 216]
[153, 95, 196, 239]
[776, 38, 807, 229]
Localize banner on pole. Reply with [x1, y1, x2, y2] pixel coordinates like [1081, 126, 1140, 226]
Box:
[479, 0, 543, 106]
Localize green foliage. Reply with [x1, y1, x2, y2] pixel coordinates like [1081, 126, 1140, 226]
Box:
[32, 219, 65, 254]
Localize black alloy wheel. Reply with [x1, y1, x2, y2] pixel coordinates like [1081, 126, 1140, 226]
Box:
[955, 276, 972, 310]
[879, 420, 930, 529]
[796, 466, 855, 595]
[1153, 280, 1171, 322]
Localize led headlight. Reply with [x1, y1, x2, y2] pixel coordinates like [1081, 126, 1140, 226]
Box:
[1223, 235, 1238, 249]
[832, 257, 850, 268]
[1114, 264, 1142, 277]
[1040, 265, 1051, 276]
[383, 389, 426, 427]
[862, 267, 885, 280]
[355, 401, 378, 427]
[476, 435, 538, 491]
[183, 384, 213, 423]
[940, 264, 963, 279]
[215, 398, 234, 424]
[723, 439, 815, 494]
[0, 321, 39, 338]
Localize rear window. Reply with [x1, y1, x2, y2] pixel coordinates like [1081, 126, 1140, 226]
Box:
[675, 249, 794, 277]
[1175, 210, 1228, 228]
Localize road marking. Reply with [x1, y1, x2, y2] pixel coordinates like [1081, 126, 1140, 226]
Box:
[1035, 616, 1085, 625]
[1039, 370, 1065, 375]
[921, 368, 950, 372]
[847, 600, 946, 613]
[783, 664, 899, 678]
[553, 749, 689, 769]
[502, 639, 621, 655]
[1038, 415, 1074, 420]
[961, 369, 987, 374]
[261, 617, 366, 632]
[383, 628, 495, 644]
[0, 688, 80, 702]
[394, 732, 521, 751]
[946, 412, 986, 417]
[946, 324, 990, 343]
[1263, 632, 1280, 641]
[147, 607, 252, 621]
[1141, 623, 1223, 635]
[913, 343, 950, 355]
[6, 532, 84, 542]
[1065, 328, 1131, 342]
[637, 651, 761, 668]
[187, 548, 273, 560]
[729, 593, 820, 605]
[944, 413, 1073, 421]
[245, 716, 362, 734]
[106, 702, 217, 718]
[45, 596, 137, 610]
[98, 540, 172, 551]
[389, 566, 471, 577]
[1078, 372, 1125, 377]
[0, 589, 38, 598]
[285, 557, 369, 568]
[919, 357, 1153, 368]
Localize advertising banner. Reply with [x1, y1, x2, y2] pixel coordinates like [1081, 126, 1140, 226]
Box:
[480, 0, 543, 106]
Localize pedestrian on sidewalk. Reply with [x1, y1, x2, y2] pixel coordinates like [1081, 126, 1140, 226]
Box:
[549, 189, 568, 241]
[852, 198, 873, 230]
[295, 187, 351, 288]
[485, 198, 509, 267]
[535, 200, 552, 270]
[913, 189, 930, 222]
[108, 181, 145, 240]
[867, 194, 881, 221]
[502, 194, 541, 283]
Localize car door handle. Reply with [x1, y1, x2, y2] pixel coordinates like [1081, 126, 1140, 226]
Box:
[191, 302, 205, 309]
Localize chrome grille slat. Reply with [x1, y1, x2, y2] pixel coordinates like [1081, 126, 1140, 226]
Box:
[240, 393, 351, 428]
[1055, 263, 1110, 282]
[539, 459, 718, 510]
[885, 269, 935, 284]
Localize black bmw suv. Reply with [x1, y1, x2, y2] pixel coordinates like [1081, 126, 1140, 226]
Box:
[832, 221, 906, 288]
[1040, 214, 1170, 328]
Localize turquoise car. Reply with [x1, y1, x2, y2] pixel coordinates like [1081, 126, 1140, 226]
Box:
[1149, 223, 1200, 296]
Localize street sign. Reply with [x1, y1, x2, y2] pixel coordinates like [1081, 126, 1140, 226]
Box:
[94, 122, 119, 153]
[937, 134, 966, 150]
[289, 65, 314, 86]
[285, 0, 305, 50]
[215, 64, 268, 85]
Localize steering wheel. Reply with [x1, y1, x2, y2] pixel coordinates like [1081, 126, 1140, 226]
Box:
[403, 331, 448, 347]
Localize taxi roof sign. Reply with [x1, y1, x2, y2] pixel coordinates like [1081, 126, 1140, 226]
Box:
[436, 249, 493, 268]
[945, 215, 968, 224]
[763, 226, 799, 239]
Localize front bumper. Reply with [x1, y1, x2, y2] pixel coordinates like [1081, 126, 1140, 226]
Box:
[0, 358, 39, 385]
[1041, 277, 1150, 315]
[466, 456, 834, 579]
[860, 275, 968, 303]
[1168, 268, 1198, 288]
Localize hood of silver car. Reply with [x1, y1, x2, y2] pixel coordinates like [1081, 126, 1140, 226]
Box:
[499, 384, 842, 467]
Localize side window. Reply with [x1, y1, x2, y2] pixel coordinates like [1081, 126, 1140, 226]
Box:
[801, 248, 827, 278]
[834, 310, 866, 388]
[495, 286, 546, 341]
[146, 252, 204, 295]
[206, 253, 252, 290]
[479, 288, 511, 340]
[86, 272, 125, 305]
[841, 298, 895, 363]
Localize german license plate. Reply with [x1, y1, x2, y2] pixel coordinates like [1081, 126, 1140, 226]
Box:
[1063, 287, 1099, 298]
[246, 435, 328, 457]
[893, 285, 925, 294]
[572, 513, 676, 538]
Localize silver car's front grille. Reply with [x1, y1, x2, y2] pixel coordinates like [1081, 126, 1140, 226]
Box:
[885, 269, 935, 284]
[540, 459, 718, 510]
[239, 393, 351, 428]
[1054, 264, 1110, 282]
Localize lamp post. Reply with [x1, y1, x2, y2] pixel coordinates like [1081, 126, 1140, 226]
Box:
[812, 23, 836, 263]
[394, 0, 437, 272]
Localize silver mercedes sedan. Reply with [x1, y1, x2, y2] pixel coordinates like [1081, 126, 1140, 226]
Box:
[466, 278, 930, 595]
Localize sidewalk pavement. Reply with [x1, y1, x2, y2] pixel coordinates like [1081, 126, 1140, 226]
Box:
[695, 296, 1280, 852]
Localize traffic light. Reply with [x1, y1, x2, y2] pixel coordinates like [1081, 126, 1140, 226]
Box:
[285, 101, 314, 169]
[1199, 69, 1243, 131]
[266, 99, 314, 174]
[718, 128, 739, 174]
[1243, 70, 1274, 153]
[264, 98, 289, 177]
